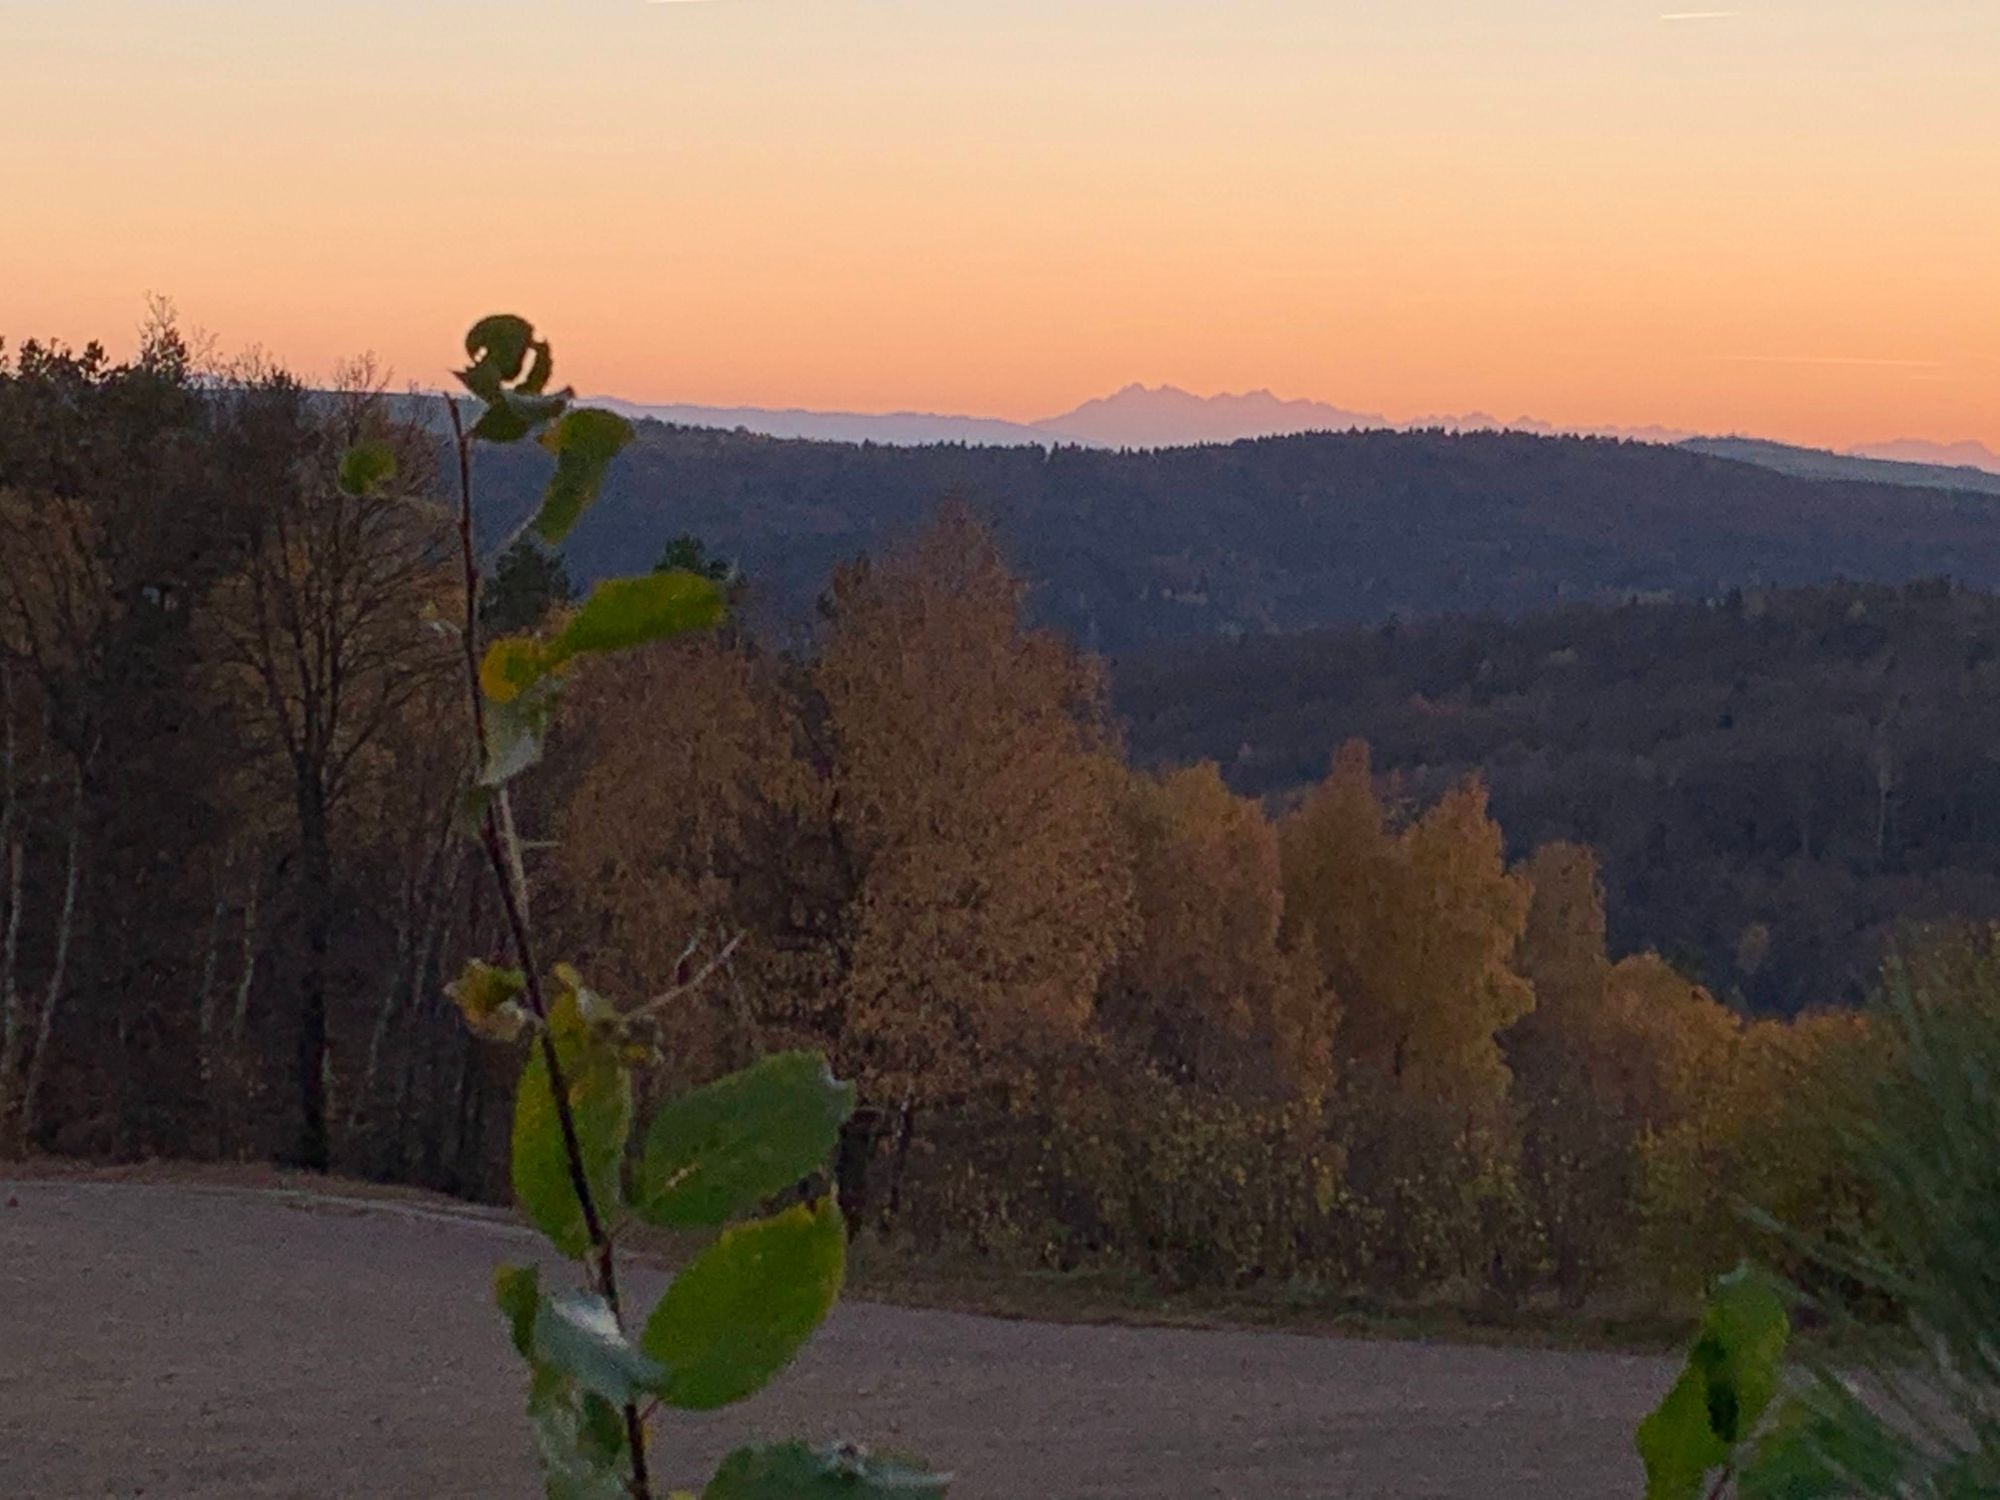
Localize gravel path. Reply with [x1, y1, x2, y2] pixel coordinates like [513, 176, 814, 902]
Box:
[0, 1179, 1670, 1498]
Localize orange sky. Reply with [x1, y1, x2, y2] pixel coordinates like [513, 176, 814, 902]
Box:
[4, 1, 1995, 448]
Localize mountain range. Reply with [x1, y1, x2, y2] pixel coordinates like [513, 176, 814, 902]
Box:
[589, 384, 2000, 477]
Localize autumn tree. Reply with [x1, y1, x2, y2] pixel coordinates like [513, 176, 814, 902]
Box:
[1511, 842, 1610, 1034]
[556, 506, 1133, 1229]
[1276, 741, 1536, 1286]
[1506, 842, 1621, 1294]
[1281, 740, 1531, 1113]
[1103, 761, 1333, 1102]
[816, 506, 1132, 1118]
[1637, 1003, 1871, 1292]
[556, 632, 838, 1091]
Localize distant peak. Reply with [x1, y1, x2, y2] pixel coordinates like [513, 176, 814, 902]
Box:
[1037, 383, 1386, 448]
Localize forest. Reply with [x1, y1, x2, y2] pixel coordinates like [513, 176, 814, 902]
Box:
[459, 411, 2000, 654]
[0, 323, 1903, 1318]
[1116, 581, 2000, 1017]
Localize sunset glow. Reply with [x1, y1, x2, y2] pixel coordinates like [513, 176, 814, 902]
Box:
[4, 0, 1995, 448]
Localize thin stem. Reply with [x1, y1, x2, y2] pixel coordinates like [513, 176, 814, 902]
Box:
[448, 401, 650, 1500]
[625, 931, 746, 1024]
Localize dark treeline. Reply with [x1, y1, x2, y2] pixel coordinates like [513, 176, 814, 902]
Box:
[1116, 580, 2000, 1016]
[0, 328, 1923, 1312]
[460, 414, 2000, 654]
[0, 328, 505, 1182]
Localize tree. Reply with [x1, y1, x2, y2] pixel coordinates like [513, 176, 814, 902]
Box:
[0, 322, 247, 1153]
[1512, 842, 1610, 1033]
[556, 633, 837, 1091]
[209, 367, 452, 1170]
[1102, 761, 1333, 1102]
[1282, 741, 1532, 1114]
[1507, 842, 1620, 1294]
[654, 533, 732, 584]
[1636, 999, 1868, 1293]
[816, 505, 1133, 1117]
[1278, 742, 1537, 1287]
[480, 535, 574, 635]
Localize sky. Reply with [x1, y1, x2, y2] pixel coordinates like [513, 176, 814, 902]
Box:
[3, 0, 1995, 448]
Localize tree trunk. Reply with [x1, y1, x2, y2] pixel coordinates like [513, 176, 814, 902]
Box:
[879, 1094, 919, 1234]
[835, 1109, 882, 1237]
[0, 664, 19, 1138]
[20, 763, 85, 1152]
[230, 868, 261, 1046]
[287, 789, 333, 1171]
[351, 831, 452, 1146]
[0, 839, 25, 1142]
[194, 856, 231, 1110]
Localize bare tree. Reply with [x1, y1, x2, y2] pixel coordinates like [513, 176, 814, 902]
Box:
[211, 365, 452, 1170]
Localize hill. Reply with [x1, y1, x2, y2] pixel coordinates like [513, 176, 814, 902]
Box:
[463, 420, 2000, 654]
[1683, 436, 2000, 497]
[583, 396, 1058, 448]
[1115, 579, 2000, 1016]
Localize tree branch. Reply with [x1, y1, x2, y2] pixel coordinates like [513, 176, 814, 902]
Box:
[447, 399, 650, 1500]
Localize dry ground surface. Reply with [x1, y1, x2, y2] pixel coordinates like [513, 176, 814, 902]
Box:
[0, 1175, 1674, 1498]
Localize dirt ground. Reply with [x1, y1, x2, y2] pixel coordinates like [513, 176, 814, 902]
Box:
[0, 1177, 1673, 1498]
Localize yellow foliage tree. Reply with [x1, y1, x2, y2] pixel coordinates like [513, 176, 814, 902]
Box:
[1507, 841, 1619, 1294]
[1512, 841, 1610, 1033]
[816, 504, 1133, 1111]
[1638, 1005, 1874, 1293]
[1278, 741, 1536, 1289]
[556, 635, 837, 1086]
[1282, 740, 1532, 1115]
[1102, 761, 1335, 1103]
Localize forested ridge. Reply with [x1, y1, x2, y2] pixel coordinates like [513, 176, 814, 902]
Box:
[1116, 580, 2000, 1017]
[0, 326, 1956, 1318]
[456, 411, 2000, 654]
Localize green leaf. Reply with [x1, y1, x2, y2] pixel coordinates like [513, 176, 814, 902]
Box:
[527, 1367, 629, 1500]
[448, 959, 531, 1042]
[1738, 1390, 1915, 1500]
[519, 339, 557, 396]
[482, 636, 556, 705]
[473, 387, 572, 445]
[552, 570, 725, 661]
[495, 1262, 541, 1359]
[481, 676, 561, 787]
[533, 408, 635, 543]
[1637, 1264, 1791, 1500]
[703, 1442, 949, 1499]
[549, 964, 622, 1036]
[512, 1027, 632, 1258]
[1638, 1364, 1732, 1500]
[532, 1291, 668, 1406]
[1697, 1266, 1789, 1445]
[456, 316, 571, 441]
[575, 1392, 627, 1473]
[637, 1052, 856, 1228]
[642, 1198, 846, 1410]
[460, 314, 537, 400]
[337, 439, 398, 497]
